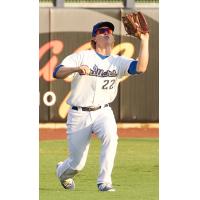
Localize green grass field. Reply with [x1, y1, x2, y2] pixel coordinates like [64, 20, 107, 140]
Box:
[40, 138, 159, 200]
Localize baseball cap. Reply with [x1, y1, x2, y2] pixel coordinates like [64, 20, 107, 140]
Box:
[92, 21, 115, 37]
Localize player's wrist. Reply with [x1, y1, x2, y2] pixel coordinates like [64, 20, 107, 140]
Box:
[140, 33, 149, 41]
[75, 67, 82, 73]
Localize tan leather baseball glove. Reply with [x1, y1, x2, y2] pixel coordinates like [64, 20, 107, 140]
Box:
[122, 11, 149, 39]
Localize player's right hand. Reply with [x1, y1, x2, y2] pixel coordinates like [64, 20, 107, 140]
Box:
[78, 65, 90, 75]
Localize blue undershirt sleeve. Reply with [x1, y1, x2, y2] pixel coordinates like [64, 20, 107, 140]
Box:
[53, 64, 64, 78]
[128, 60, 139, 75]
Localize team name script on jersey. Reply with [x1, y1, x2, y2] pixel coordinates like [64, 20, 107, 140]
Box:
[90, 65, 117, 77]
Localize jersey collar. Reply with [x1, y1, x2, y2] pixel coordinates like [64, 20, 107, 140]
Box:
[95, 51, 110, 60]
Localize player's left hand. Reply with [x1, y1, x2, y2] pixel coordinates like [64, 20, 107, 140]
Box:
[122, 11, 149, 40]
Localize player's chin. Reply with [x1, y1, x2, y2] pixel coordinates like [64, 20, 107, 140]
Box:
[103, 41, 113, 47]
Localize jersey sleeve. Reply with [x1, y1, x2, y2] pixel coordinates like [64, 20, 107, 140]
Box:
[53, 52, 83, 79]
[61, 52, 83, 68]
[117, 56, 136, 78]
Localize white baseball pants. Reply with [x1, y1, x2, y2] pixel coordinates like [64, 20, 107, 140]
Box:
[56, 106, 118, 185]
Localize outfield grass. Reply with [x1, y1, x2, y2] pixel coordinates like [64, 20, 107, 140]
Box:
[40, 138, 158, 200]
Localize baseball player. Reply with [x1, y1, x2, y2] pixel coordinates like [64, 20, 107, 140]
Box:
[53, 21, 149, 192]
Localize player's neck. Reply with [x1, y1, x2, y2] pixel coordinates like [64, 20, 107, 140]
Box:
[95, 47, 111, 56]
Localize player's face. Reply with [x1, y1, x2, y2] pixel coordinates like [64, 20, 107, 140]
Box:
[94, 26, 114, 47]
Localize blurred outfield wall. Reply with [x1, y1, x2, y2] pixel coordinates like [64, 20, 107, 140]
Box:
[39, 6, 159, 123]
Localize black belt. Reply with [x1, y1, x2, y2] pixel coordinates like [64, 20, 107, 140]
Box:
[72, 104, 109, 111]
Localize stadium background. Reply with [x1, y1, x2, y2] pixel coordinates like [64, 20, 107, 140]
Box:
[39, 0, 159, 124]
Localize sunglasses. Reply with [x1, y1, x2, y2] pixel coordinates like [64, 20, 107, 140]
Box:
[96, 27, 113, 35]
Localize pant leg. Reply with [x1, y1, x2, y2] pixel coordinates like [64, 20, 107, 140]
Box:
[57, 109, 92, 182]
[92, 107, 118, 185]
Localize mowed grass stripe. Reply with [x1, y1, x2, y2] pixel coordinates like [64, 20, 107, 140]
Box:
[40, 138, 158, 200]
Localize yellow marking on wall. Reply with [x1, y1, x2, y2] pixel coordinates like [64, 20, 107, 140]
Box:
[58, 91, 71, 119]
[111, 42, 134, 58]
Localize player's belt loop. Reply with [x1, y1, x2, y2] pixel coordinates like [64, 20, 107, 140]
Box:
[72, 104, 109, 111]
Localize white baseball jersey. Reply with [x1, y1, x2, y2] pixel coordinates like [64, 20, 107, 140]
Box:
[61, 50, 135, 107]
